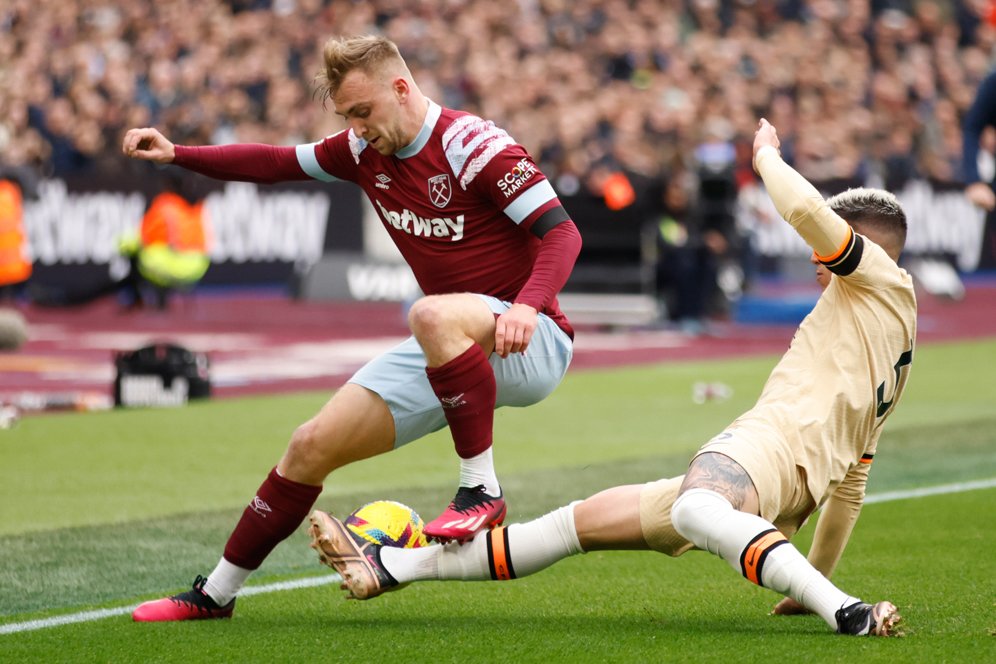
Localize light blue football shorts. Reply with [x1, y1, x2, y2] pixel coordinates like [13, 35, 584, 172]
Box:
[348, 294, 574, 448]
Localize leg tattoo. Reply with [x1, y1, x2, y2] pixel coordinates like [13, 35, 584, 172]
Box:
[679, 452, 756, 511]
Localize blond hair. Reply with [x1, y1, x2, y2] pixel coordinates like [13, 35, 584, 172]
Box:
[827, 187, 908, 253]
[314, 35, 408, 104]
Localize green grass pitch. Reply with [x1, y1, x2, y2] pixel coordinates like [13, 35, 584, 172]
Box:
[1, 339, 994, 662]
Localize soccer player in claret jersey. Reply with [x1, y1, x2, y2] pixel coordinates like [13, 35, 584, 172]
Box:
[309, 118, 915, 638]
[123, 35, 581, 622]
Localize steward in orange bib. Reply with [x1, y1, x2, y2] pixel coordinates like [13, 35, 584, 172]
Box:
[119, 173, 210, 308]
[0, 179, 32, 292]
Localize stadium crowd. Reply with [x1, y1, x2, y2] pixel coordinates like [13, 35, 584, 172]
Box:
[2, 0, 995, 193]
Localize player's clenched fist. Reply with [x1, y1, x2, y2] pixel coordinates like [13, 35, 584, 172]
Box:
[494, 303, 538, 358]
[752, 118, 781, 173]
[122, 128, 176, 164]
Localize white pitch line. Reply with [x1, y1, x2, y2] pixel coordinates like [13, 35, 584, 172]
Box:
[3, 477, 996, 636]
[863, 477, 996, 504]
[0, 574, 340, 636]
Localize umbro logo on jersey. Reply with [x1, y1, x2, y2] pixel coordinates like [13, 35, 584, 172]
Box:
[375, 173, 391, 190]
[250, 496, 272, 518]
[428, 173, 452, 208]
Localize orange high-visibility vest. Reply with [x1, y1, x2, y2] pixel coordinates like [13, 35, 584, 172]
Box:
[0, 179, 31, 286]
[602, 171, 636, 211]
[141, 192, 209, 253]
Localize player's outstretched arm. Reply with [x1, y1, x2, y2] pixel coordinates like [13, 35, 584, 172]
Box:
[124, 129, 308, 184]
[122, 128, 176, 164]
[752, 119, 852, 259]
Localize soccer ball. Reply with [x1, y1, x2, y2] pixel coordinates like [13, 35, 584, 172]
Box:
[345, 500, 428, 548]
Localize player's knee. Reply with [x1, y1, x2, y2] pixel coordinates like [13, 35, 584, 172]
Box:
[669, 492, 696, 540]
[671, 489, 730, 545]
[283, 419, 335, 481]
[407, 296, 447, 338]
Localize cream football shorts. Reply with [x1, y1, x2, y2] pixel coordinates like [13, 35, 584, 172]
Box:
[689, 418, 816, 537]
[640, 418, 817, 554]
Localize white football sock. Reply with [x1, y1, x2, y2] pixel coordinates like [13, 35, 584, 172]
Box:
[381, 502, 583, 583]
[203, 557, 252, 606]
[458, 446, 500, 496]
[671, 489, 857, 629]
[379, 541, 444, 583]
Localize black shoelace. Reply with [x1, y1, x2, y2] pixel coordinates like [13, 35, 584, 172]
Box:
[448, 485, 496, 513]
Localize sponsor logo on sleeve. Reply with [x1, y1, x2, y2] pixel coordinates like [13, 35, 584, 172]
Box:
[497, 158, 538, 198]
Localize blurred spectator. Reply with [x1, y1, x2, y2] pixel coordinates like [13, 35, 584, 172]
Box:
[118, 169, 211, 309]
[650, 159, 742, 335]
[652, 170, 710, 332]
[962, 67, 996, 269]
[1, 0, 995, 221]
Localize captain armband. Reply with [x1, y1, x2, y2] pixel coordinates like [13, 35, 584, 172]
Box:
[818, 228, 864, 276]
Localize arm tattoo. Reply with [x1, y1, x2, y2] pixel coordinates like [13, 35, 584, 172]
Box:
[680, 452, 756, 511]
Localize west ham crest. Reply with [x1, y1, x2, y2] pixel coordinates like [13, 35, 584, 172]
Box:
[428, 174, 452, 208]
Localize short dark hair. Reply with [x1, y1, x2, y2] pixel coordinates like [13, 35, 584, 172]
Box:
[827, 187, 908, 251]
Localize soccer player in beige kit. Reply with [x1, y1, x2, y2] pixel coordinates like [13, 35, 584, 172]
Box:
[310, 118, 916, 637]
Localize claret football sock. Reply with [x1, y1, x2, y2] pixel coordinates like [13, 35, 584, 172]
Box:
[223, 467, 322, 572]
[426, 344, 497, 461]
[672, 488, 855, 629]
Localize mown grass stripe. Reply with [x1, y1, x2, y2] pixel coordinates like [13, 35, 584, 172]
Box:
[2, 478, 993, 636]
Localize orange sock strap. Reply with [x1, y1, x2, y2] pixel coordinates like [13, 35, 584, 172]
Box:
[739, 528, 788, 587]
[486, 526, 516, 580]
